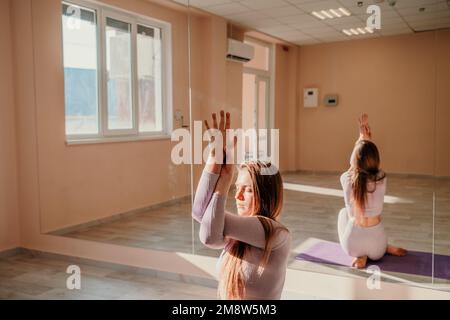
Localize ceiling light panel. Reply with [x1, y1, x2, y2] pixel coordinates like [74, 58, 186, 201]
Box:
[342, 26, 378, 36]
[311, 7, 352, 20]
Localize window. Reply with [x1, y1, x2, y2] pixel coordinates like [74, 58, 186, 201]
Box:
[61, 1, 172, 141]
[137, 24, 163, 133]
[62, 3, 99, 135]
[105, 17, 133, 131]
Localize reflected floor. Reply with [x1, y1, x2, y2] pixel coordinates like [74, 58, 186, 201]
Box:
[55, 172, 450, 290]
[0, 251, 218, 300]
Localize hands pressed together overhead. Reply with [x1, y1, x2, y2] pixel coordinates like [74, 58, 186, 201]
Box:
[358, 113, 372, 141]
[204, 110, 237, 194]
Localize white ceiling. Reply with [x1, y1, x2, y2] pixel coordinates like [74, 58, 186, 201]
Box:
[172, 0, 450, 45]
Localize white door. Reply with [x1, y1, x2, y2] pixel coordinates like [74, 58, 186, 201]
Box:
[242, 73, 271, 160]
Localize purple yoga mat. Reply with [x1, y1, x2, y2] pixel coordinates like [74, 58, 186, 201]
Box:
[296, 240, 450, 280]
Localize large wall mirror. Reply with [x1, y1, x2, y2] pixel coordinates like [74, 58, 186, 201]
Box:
[35, 0, 449, 293]
[37, 0, 194, 254]
[184, 0, 450, 291]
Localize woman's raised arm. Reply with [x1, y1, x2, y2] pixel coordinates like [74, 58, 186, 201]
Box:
[192, 111, 231, 222]
[356, 113, 372, 143]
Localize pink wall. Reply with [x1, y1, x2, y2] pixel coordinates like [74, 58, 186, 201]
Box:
[242, 73, 255, 131]
[275, 44, 298, 172]
[244, 39, 269, 71]
[0, 0, 20, 251]
[296, 31, 450, 176]
[189, 17, 245, 184]
[435, 30, 450, 177]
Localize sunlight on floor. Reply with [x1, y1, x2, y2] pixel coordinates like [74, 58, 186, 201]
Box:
[290, 237, 450, 292]
[283, 182, 413, 204]
[176, 252, 218, 279]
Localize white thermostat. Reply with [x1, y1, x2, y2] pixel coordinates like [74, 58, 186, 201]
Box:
[304, 88, 318, 107]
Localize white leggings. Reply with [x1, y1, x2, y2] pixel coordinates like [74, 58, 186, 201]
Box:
[337, 208, 387, 261]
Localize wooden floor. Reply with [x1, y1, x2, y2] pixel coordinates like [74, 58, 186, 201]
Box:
[57, 172, 450, 287]
[0, 250, 320, 300]
[0, 250, 218, 300]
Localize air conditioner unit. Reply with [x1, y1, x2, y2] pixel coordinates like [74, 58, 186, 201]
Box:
[226, 39, 254, 63]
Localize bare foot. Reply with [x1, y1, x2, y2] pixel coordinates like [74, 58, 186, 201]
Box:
[387, 245, 408, 256]
[352, 256, 367, 269]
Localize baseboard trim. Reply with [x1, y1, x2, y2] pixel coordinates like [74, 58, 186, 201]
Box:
[48, 195, 192, 236]
[0, 247, 24, 258]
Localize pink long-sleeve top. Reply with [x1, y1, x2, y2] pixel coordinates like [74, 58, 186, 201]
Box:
[192, 170, 291, 300]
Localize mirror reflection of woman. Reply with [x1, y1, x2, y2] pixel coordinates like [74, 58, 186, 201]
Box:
[192, 111, 291, 300]
[338, 114, 407, 268]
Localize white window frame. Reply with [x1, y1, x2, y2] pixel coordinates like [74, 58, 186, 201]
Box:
[102, 10, 137, 137]
[243, 36, 275, 131]
[62, 0, 173, 144]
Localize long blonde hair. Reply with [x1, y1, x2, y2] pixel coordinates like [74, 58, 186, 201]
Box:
[218, 161, 285, 300]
